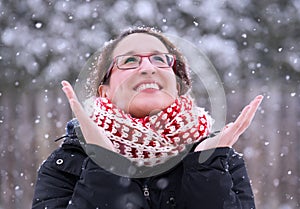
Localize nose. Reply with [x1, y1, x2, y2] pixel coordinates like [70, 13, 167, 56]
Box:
[138, 57, 156, 75]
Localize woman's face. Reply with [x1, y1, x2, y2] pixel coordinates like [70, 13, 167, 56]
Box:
[99, 33, 179, 118]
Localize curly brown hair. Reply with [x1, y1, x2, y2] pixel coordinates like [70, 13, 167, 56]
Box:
[93, 27, 191, 96]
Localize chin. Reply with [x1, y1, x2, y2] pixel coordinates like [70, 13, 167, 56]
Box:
[128, 94, 176, 118]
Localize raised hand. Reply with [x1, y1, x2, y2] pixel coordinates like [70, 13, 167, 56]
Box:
[195, 95, 264, 151]
[61, 80, 116, 151]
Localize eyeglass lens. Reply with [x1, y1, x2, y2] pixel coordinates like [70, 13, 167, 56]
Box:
[116, 54, 174, 70]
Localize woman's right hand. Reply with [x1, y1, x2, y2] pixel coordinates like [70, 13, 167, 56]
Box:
[61, 80, 116, 152]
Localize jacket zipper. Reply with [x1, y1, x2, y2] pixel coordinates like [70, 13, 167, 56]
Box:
[143, 184, 152, 207]
[167, 190, 177, 209]
[143, 182, 177, 209]
[131, 179, 153, 208]
[143, 185, 150, 200]
[169, 196, 176, 209]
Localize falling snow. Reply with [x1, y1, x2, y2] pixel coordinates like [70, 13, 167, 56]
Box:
[0, 0, 299, 209]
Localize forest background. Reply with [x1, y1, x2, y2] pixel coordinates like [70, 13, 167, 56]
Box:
[0, 0, 299, 208]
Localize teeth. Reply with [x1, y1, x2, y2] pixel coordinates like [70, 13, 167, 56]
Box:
[136, 83, 159, 92]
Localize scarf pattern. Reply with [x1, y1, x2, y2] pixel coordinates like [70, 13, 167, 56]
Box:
[89, 95, 212, 166]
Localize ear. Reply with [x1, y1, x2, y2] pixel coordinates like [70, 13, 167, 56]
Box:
[98, 85, 110, 98]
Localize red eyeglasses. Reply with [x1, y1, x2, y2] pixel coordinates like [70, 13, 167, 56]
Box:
[101, 53, 176, 84]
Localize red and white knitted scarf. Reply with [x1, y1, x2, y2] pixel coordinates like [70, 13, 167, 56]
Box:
[89, 95, 212, 166]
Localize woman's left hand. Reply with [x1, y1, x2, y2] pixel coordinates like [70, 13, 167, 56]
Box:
[195, 95, 264, 152]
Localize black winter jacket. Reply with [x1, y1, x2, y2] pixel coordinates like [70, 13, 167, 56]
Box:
[32, 120, 255, 209]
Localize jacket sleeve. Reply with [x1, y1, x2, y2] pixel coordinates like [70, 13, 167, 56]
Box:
[31, 145, 87, 209]
[180, 147, 255, 209]
[228, 148, 255, 209]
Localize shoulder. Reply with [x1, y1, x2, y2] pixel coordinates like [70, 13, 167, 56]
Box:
[40, 138, 87, 177]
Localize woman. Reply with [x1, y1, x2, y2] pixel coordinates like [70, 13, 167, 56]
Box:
[32, 27, 263, 209]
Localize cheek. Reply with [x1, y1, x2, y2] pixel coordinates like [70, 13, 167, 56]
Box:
[109, 71, 134, 93]
[107, 71, 137, 105]
[163, 71, 179, 96]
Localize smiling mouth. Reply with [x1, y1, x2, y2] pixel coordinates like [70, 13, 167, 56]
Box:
[135, 83, 160, 92]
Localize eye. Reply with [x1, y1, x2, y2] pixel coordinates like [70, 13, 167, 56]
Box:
[152, 55, 166, 63]
[124, 56, 138, 64]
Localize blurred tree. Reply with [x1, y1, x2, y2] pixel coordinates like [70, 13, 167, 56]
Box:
[0, 0, 299, 208]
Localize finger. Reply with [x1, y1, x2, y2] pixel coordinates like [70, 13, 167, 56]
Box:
[61, 80, 78, 101]
[61, 82, 115, 151]
[216, 105, 250, 144]
[248, 95, 264, 116]
[202, 95, 264, 149]
[61, 81, 97, 129]
[241, 95, 263, 127]
[61, 80, 84, 116]
[234, 95, 263, 135]
[230, 104, 251, 135]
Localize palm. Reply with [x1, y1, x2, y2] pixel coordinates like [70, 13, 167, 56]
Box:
[195, 95, 263, 151]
